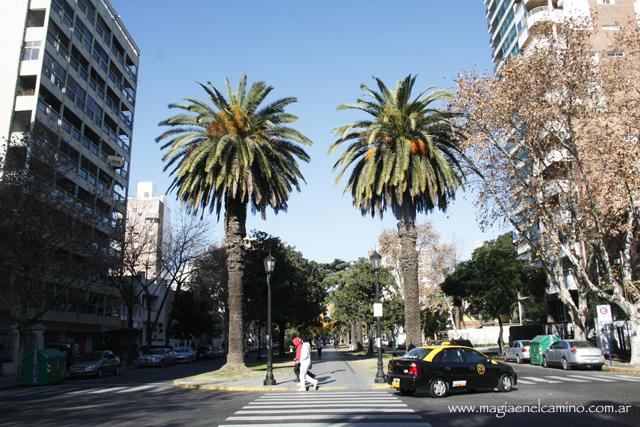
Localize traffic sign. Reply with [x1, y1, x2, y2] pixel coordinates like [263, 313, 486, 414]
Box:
[373, 303, 383, 317]
[596, 304, 612, 323]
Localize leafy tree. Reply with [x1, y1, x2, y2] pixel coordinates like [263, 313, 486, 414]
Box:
[441, 233, 546, 353]
[243, 232, 326, 356]
[157, 75, 312, 369]
[331, 75, 465, 347]
[327, 259, 397, 351]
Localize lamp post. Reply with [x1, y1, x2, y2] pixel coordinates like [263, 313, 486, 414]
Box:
[263, 253, 276, 385]
[370, 250, 385, 383]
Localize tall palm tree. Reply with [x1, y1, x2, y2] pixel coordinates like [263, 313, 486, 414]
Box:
[157, 75, 311, 369]
[330, 75, 464, 347]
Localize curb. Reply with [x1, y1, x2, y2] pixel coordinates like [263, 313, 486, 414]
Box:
[172, 380, 392, 393]
[602, 366, 640, 375]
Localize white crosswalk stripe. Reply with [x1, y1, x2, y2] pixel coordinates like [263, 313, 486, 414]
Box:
[0, 383, 173, 399]
[219, 391, 431, 427]
[513, 373, 640, 386]
[520, 376, 561, 383]
[544, 375, 589, 383]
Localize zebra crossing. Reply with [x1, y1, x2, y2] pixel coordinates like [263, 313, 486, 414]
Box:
[218, 391, 432, 427]
[0, 382, 174, 400]
[516, 373, 640, 385]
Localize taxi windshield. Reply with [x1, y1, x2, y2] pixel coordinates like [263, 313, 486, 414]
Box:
[401, 348, 432, 360]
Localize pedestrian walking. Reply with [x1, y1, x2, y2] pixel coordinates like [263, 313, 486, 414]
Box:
[292, 336, 302, 383]
[297, 337, 319, 391]
[315, 337, 324, 358]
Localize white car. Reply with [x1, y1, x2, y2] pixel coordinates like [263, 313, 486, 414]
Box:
[505, 340, 531, 364]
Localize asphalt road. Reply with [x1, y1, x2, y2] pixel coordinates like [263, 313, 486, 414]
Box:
[1, 358, 638, 427]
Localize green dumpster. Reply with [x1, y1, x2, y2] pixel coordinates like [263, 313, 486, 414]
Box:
[22, 348, 65, 385]
[529, 335, 560, 365]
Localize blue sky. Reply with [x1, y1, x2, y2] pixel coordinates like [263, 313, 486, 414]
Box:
[111, 0, 503, 263]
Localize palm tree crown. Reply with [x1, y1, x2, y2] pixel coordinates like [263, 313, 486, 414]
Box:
[329, 75, 464, 217]
[157, 75, 312, 217]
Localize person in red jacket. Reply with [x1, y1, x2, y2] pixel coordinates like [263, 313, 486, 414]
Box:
[292, 337, 302, 382]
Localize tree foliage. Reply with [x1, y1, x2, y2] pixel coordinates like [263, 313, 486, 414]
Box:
[442, 233, 547, 352]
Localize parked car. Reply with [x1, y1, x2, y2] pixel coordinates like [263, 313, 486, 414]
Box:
[174, 347, 196, 363]
[542, 339, 604, 370]
[136, 348, 175, 367]
[210, 346, 225, 358]
[386, 344, 517, 397]
[70, 350, 120, 378]
[505, 340, 531, 364]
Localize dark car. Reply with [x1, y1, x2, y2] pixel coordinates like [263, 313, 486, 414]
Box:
[386, 345, 517, 398]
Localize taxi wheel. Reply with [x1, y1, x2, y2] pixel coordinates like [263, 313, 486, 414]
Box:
[399, 388, 415, 396]
[516, 355, 521, 364]
[561, 358, 571, 371]
[497, 374, 513, 392]
[428, 378, 448, 398]
[542, 356, 548, 368]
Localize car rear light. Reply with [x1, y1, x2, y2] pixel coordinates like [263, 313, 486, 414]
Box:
[570, 348, 577, 354]
[522, 348, 528, 352]
[408, 362, 419, 376]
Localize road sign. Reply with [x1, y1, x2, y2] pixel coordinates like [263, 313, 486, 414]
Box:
[597, 304, 612, 323]
[373, 303, 383, 317]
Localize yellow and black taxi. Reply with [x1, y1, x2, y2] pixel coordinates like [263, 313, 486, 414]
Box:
[385, 344, 517, 397]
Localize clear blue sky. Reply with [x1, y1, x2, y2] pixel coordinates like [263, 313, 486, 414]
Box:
[111, 0, 503, 263]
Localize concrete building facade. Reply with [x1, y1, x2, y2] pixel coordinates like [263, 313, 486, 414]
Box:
[0, 0, 139, 373]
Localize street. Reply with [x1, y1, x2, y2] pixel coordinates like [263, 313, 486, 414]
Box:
[1, 349, 639, 427]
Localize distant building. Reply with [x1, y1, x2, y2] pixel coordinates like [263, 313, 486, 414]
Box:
[126, 182, 172, 347]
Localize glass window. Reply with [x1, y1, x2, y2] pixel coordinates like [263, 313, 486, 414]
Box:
[401, 348, 432, 360]
[85, 96, 103, 126]
[570, 341, 596, 348]
[440, 349, 465, 364]
[22, 41, 41, 61]
[462, 349, 487, 364]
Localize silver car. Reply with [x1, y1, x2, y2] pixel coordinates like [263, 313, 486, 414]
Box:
[542, 339, 604, 370]
[174, 347, 196, 363]
[505, 340, 531, 364]
[70, 350, 120, 378]
[136, 348, 175, 367]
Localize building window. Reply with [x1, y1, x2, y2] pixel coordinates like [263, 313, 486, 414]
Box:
[22, 41, 41, 61]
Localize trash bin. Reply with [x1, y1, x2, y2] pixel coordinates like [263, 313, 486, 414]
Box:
[22, 348, 65, 385]
[529, 335, 560, 365]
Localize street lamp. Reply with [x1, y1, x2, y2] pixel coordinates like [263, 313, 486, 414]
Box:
[369, 250, 385, 384]
[263, 253, 276, 386]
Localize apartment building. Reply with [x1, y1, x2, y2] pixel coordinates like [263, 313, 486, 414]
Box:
[127, 182, 171, 280]
[486, 0, 640, 71]
[126, 182, 172, 347]
[484, 0, 639, 326]
[0, 0, 138, 371]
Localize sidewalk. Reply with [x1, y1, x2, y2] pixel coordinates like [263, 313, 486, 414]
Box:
[172, 347, 389, 392]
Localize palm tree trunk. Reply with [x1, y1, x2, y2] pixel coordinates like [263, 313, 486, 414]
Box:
[398, 208, 421, 348]
[223, 197, 247, 369]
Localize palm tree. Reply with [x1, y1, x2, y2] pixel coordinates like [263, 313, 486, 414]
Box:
[157, 75, 311, 369]
[330, 75, 464, 348]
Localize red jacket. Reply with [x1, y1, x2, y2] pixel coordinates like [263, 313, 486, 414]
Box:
[293, 337, 302, 362]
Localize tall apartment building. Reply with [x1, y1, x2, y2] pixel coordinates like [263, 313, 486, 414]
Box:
[0, 0, 138, 367]
[484, 0, 639, 326]
[486, 0, 640, 71]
